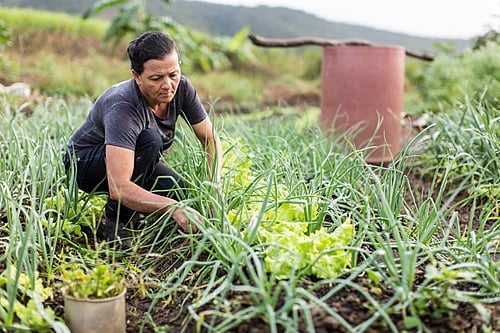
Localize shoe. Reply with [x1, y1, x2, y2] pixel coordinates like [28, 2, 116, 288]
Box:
[130, 213, 148, 230]
[98, 216, 133, 250]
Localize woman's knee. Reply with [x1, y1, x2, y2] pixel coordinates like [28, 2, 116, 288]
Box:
[135, 128, 163, 154]
[135, 129, 163, 162]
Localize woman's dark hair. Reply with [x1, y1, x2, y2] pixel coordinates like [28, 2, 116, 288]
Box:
[127, 31, 179, 74]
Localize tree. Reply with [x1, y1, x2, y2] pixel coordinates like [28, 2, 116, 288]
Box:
[472, 29, 500, 49]
[83, 0, 174, 48]
[83, 0, 254, 73]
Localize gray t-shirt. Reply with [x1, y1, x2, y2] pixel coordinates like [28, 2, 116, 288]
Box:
[68, 76, 207, 153]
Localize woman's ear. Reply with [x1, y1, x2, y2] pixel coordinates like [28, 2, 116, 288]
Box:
[132, 69, 141, 86]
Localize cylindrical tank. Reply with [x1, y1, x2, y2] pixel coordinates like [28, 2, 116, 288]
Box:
[319, 45, 405, 163]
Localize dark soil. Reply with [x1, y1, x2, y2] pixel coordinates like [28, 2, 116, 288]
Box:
[121, 285, 498, 333]
[124, 175, 499, 333]
[37, 168, 498, 333]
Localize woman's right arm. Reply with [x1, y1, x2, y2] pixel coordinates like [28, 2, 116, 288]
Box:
[105, 145, 204, 232]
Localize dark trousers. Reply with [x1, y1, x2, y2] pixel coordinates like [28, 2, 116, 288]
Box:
[64, 129, 185, 225]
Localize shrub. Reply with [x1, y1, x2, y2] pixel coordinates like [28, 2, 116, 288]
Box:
[421, 42, 500, 111]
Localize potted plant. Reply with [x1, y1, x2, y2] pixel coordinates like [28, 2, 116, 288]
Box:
[60, 263, 127, 333]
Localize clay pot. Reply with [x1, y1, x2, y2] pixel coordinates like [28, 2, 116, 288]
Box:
[62, 288, 126, 333]
[319, 45, 405, 163]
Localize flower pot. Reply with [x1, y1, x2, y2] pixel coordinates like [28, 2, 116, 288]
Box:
[62, 287, 126, 333]
[319, 45, 405, 163]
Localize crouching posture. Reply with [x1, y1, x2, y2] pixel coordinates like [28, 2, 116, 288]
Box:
[64, 31, 222, 248]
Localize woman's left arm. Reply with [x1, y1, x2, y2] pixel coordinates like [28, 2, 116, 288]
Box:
[192, 117, 223, 183]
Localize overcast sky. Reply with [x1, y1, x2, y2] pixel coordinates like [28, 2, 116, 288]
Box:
[192, 0, 499, 38]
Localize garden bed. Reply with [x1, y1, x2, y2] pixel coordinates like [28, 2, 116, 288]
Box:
[31, 169, 497, 333]
[1, 96, 498, 333]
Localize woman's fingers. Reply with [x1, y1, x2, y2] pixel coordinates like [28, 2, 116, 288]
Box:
[173, 206, 204, 232]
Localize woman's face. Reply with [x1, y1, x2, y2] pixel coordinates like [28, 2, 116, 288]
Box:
[133, 52, 181, 108]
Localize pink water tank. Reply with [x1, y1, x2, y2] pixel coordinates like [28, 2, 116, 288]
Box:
[320, 45, 405, 163]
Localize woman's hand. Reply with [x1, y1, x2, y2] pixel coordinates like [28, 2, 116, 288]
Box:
[171, 205, 205, 232]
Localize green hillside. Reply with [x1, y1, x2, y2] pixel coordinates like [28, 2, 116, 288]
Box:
[167, 1, 470, 52]
[1, 0, 470, 52]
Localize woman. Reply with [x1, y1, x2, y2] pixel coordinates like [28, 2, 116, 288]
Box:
[64, 31, 223, 248]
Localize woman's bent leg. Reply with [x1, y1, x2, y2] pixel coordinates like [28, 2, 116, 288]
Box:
[64, 129, 164, 248]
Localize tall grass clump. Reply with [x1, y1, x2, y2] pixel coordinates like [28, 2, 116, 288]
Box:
[409, 97, 499, 207]
[0, 97, 93, 331]
[1, 91, 499, 332]
[128, 108, 365, 332]
[126, 105, 492, 332]
[401, 97, 500, 327]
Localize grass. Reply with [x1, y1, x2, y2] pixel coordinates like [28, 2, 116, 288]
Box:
[0, 7, 321, 103]
[0, 93, 498, 332]
[0, 6, 498, 332]
[0, 7, 130, 96]
[0, 7, 108, 36]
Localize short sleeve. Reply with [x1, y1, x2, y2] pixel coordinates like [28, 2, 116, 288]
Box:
[104, 102, 145, 150]
[179, 77, 207, 125]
